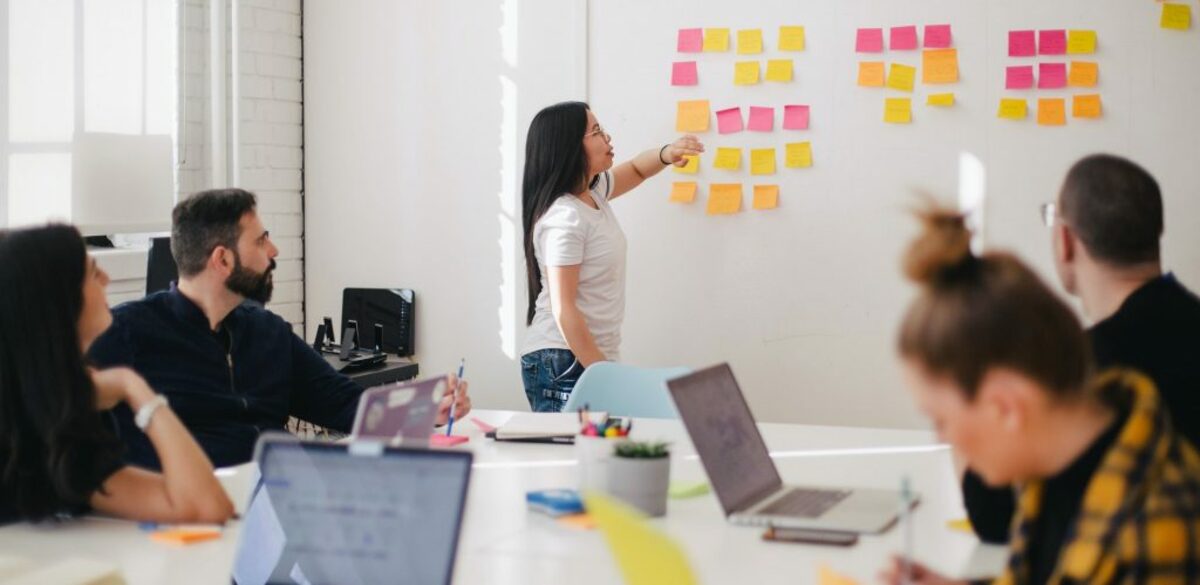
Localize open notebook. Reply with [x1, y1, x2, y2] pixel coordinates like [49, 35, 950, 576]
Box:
[487, 412, 605, 443]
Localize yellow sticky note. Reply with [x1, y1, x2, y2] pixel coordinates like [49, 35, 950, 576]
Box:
[785, 142, 813, 168]
[737, 29, 764, 54]
[752, 185, 779, 210]
[886, 63, 916, 92]
[997, 98, 1028, 120]
[669, 181, 698, 203]
[706, 184, 743, 215]
[1073, 94, 1103, 119]
[1067, 30, 1096, 54]
[818, 564, 861, 585]
[927, 93, 955, 106]
[703, 28, 730, 52]
[750, 148, 776, 176]
[947, 518, 974, 533]
[1038, 98, 1066, 126]
[673, 154, 700, 174]
[1162, 3, 1192, 31]
[585, 493, 699, 585]
[922, 49, 959, 84]
[884, 98, 912, 124]
[675, 100, 710, 132]
[734, 61, 761, 85]
[765, 59, 794, 82]
[713, 147, 742, 170]
[857, 62, 885, 87]
[1068, 61, 1098, 87]
[779, 26, 806, 51]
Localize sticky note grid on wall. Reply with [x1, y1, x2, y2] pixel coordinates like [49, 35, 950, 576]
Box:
[854, 23, 960, 124]
[1000, 26, 1103, 125]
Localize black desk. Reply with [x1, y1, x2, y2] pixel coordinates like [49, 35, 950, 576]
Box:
[325, 354, 420, 388]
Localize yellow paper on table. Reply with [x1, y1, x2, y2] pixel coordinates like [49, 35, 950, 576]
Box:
[997, 98, 1027, 120]
[765, 59, 794, 82]
[927, 93, 955, 106]
[779, 26, 806, 51]
[737, 29, 764, 54]
[669, 181, 698, 203]
[585, 493, 699, 585]
[922, 49, 959, 84]
[703, 28, 730, 52]
[1073, 94, 1103, 119]
[706, 184, 743, 215]
[818, 564, 861, 585]
[785, 142, 813, 168]
[947, 518, 974, 533]
[1037, 98, 1066, 126]
[675, 100, 710, 132]
[713, 147, 742, 170]
[858, 62, 885, 87]
[752, 185, 779, 210]
[1067, 30, 1096, 54]
[1068, 61, 1098, 87]
[750, 148, 776, 176]
[884, 98, 912, 124]
[673, 154, 700, 174]
[886, 63, 916, 92]
[734, 61, 761, 85]
[1162, 3, 1191, 31]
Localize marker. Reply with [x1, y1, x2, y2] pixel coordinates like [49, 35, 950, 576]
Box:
[446, 358, 464, 436]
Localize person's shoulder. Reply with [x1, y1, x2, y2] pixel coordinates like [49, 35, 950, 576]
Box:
[110, 291, 168, 319]
[234, 302, 293, 330]
[538, 197, 586, 229]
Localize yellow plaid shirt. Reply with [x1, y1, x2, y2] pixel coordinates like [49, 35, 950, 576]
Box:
[994, 369, 1200, 585]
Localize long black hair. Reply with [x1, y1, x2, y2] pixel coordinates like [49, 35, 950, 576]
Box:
[0, 225, 123, 520]
[522, 101, 595, 325]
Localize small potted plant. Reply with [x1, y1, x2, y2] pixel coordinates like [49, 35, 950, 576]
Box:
[605, 441, 671, 517]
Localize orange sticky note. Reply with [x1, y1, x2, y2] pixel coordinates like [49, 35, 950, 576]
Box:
[785, 142, 812, 168]
[818, 564, 861, 585]
[707, 184, 743, 215]
[558, 513, 598, 531]
[922, 49, 959, 84]
[673, 154, 699, 174]
[669, 181, 698, 203]
[857, 62, 885, 87]
[779, 26, 806, 51]
[1162, 3, 1191, 31]
[886, 63, 916, 92]
[1072, 94, 1103, 119]
[884, 98, 912, 124]
[1067, 30, 1096, 54]
[997, 98, 1027, 120]
[1068, 61, 1098, 87]
[752, 185, 779, 210]
[737, 29, 764, 54]
[1037, 98, 1066, 126]
[703, 28, 730, 52]
[151, 528, 222, 545]
[675, 100, 710, 132]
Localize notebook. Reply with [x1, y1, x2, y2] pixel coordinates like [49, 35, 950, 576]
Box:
[487, 412, 601, 443]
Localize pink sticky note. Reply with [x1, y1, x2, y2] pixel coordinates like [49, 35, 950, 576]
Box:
[1009, 30, 1036, 57]
[856, 28, 884, 53]
[1038, 62, 1067, 89]
[677, 28, 703, 52]
[1005, 65, 1035, 89]
[890, 26, 918, 50]
[747, 106, 774, 132]
[1039, 30, 1066, 55]
[716, 107, 744, 134]
[782, 105, 810, 130]
[430, 434, 469, 447]
[924, 24, 952, 48]
[671, 61, 698, 86]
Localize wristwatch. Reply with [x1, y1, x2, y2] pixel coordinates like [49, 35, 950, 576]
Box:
[135, 395, 169, 432]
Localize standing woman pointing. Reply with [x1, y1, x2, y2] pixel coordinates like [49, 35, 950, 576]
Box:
[520, 102, 703, 412]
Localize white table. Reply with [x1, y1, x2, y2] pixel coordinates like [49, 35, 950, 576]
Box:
[0, 410, 1007, 584]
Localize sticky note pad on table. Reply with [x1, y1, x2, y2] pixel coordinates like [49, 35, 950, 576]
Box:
[668, 481, 711, 499]
[922, 49, 958, 84]
[778, 26, 805, 51]
[713, 147, 742, 170]
[884, 98, 912, 124]
[785, 142, 813, 168]
[1162, 3, 1192, 30]
[716, 107, 744, 134]
[946, 518, 974, 533]
[783, 105, 810, 130]
[924, 24, 952, 48]
[856, 28, 884, 53]
[151, 528, 222, 545]
[1006, 65, 1035, 89]
[747, 106, 774, 131]
[1067, 30, 1096, 54]
[676, 100, 710, 132]
[1069, 61, 1098, 87]
[671, 61, 698, 86]
[1073, 94, 1102, 119]
[677, 28, 703, 52]
[734, 61, 760, 85]
[704, 28, 730, 52]
[585, 493, 699, 585]
[752, 185, 779, 210]
[737, 29, 763, 54]
[890, 25, 918, 50]
[1009, 30, 1036, 57]
[706, 184, 743, 215]
[857, 62, 885, 87]
[750, 148, 776, 175]
[1038, 63, 1067, 89]
[886, 63, 916, 92]
[669, 182, 698, 203]
[927, 93, 955, 107]
[1039, 30, 1066, 55]
[998, 98, 1028, 120]
[557, 513, 597, 531]
[1038, 98, 1066, 126]
[765, 59, 793, 82]
[818, 564, 861, 585]
[430, 434, 468, 447]
[673, 154, 699, 174]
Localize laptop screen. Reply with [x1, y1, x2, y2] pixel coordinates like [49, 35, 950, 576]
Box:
[233, 439, 472, 585]
[667, 363, 783, 515]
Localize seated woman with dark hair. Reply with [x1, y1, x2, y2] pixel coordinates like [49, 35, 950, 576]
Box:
[0, 224, 234, 524]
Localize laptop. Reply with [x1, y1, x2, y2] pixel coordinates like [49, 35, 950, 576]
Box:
[232, 435, 473, 585]
[666, 363, 913, 534]
[350, 376, 446, 446]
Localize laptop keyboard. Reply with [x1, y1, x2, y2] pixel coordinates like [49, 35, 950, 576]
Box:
[760, 488, 853, 518]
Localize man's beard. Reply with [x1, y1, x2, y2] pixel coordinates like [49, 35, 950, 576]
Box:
[226, 255, 276, 304]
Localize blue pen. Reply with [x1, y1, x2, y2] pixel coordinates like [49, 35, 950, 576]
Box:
[447, 358, 465, 436]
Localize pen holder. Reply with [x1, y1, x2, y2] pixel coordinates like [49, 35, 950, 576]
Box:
[575, 435, 625, 492]
[605, 443, 671, 517]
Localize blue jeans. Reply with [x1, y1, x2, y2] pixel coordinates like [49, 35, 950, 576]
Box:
[521, 348, 584, 412]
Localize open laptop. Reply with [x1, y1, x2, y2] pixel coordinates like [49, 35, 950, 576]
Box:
[666, 363, 913, 534]
[232, 435, 473, 585]
[350, 376, 446, 446]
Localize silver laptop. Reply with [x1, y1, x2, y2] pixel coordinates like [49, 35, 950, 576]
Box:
[666, 363, 913, 534]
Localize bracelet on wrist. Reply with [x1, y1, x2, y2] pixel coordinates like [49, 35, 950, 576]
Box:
[658, 144, 671, 165]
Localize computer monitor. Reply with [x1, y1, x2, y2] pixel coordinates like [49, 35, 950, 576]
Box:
[145, 236, 177, 296]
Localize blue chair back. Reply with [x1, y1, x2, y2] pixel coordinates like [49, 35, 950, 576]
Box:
[562, 362, 691, 419]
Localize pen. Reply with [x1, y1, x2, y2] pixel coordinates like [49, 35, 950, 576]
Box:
[447, 358, 464, 436]
[900, 476, 913, 585]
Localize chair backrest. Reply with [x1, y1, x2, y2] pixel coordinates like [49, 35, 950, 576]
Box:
[145, 236, 177, 296]
[562, 362, 691, 419]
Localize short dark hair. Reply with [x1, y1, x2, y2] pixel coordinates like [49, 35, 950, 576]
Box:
[171, 188, 258, 277]
[1059, 154, 1163, 266]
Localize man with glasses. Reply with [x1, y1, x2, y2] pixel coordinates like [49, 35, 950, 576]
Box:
[963, 154, 1200, 544]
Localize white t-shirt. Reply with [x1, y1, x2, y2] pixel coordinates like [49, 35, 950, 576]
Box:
[523, 171, 627, 361]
